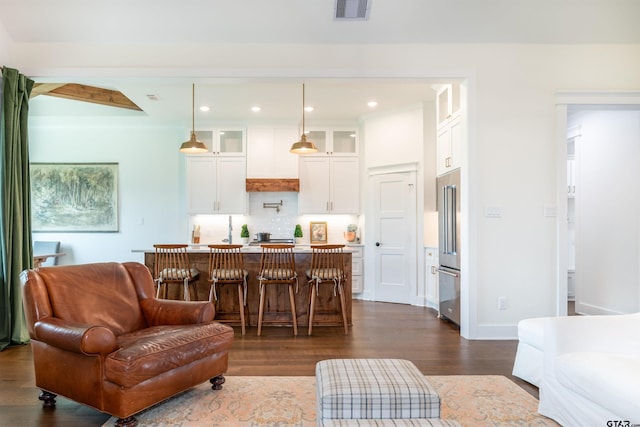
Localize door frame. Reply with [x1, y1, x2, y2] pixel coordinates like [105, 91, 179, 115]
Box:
[365, 163, 421, 304]
[555, 91, 640, 316]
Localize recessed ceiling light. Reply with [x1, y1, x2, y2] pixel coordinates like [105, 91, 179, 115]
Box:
[305, 106, 314, 112]
[200, 106, 210, 112]
[251, 106, 261, 112]
[367, 100, 378, 108]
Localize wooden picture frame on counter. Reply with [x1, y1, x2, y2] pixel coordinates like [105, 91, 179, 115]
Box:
[310, 221, 328, 244]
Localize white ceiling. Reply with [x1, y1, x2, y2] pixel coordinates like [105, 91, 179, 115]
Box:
[2, 0, 638, 44]
[4, 0, 638, 125]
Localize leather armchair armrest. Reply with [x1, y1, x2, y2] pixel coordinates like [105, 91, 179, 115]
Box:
[140, 299, 215, 326]
[34, 318, 117, 356]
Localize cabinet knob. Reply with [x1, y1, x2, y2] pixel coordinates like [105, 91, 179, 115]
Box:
[375, 242, 381, 247]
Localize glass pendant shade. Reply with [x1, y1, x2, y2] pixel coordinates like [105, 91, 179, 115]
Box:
[290, 83, 318, 154]
[179, 84, 208, 154]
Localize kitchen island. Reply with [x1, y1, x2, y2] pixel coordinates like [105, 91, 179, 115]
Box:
[141, 246, 352, 329]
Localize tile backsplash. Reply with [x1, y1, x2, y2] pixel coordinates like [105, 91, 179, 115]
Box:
[189, 192, 360, 245]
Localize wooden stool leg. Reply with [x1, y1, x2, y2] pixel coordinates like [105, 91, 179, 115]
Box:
[237, 282, 246, 335]
[289, 283, 298, 336]
[308, 284, 317, 336]
[191, 280, 198, 301]
[338, 283, 348, 334]
[257, 283, 265, 336]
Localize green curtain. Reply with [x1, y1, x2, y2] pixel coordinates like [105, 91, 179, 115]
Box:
[0, 67, 34, 351]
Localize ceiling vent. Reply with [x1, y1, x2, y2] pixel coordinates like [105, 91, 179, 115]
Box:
[335, 0, 370, 20]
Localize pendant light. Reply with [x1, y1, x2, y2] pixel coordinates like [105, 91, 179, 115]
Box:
[289, 83, 318, 154]
[179, 83, 208, 153]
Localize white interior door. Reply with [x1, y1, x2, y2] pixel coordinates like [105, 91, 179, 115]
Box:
[372, 171, 417, 304]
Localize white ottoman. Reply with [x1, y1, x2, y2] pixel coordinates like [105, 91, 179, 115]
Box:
[322, 418, 462, 427]
[323, 420, 461, 427]
[512, 317, 547, 387]
[316, 359, 441, 426]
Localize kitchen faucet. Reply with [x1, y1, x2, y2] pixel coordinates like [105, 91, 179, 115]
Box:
[222, 215, 233, 244]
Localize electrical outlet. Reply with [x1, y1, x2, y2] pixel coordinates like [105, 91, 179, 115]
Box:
[497, 296, 507, 310]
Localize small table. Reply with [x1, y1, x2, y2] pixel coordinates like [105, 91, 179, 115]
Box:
[33, 253, 66, 268]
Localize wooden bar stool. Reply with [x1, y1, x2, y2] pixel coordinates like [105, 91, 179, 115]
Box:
[153, 244, 199, 301]
[207, 244, 249, 335]
[307, 244, 348, 335]
[257, 244, 298, 336]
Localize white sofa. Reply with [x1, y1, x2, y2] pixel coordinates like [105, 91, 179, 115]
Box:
[512, 317, 547, 387]
[537, 313, 640, 426]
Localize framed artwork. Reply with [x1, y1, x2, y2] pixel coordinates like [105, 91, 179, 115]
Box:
[31, 163, 119, 232]
[310, 221, 328, 244]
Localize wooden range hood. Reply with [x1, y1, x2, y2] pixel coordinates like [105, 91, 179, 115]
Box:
[246, 178, 299, 192]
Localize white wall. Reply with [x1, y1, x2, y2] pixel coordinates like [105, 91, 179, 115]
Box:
[0, 21, 10, 63]
[29, 121, 186, 265]
[362, 105, 426, 304]
[571, 109, 640, 315]
[10, 41, 640, 338]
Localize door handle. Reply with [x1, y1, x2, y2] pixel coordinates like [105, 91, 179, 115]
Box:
[375, 242, 381, 247]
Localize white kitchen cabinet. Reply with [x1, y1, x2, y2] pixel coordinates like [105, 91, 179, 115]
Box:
[246, 126, 298, 178]
[424, 247, 439, 309]
[348, 244, 364, 293]
[194, 128, 245, 155]
[298, 157, 359, 214]
[305, 128, 359, 156]
[186, 155, 246, 214]
[436, 83, 461, 129]
[436, 114, 462, 176]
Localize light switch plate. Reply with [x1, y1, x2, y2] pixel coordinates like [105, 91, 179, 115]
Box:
[485, 206, 502, 218]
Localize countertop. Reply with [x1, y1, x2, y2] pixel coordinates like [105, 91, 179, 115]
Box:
[133, 243, 362, 254]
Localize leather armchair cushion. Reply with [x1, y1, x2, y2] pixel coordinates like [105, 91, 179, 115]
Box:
[106, 322, 233, 388]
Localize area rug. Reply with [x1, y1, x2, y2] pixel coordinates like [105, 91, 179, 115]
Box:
[103, 375, 559, 426]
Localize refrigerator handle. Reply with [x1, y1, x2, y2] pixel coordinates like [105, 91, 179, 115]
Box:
[442, 185, 448, 254]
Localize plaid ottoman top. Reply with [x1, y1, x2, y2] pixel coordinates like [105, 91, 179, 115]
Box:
[316, 359, 440, 420]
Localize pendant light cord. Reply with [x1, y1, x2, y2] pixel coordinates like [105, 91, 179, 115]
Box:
[302, 83, 305, 135]
[191, 83, 195, 134]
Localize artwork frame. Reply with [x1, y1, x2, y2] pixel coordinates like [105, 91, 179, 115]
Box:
[310, 221, 328, 244]
[31, 162, 119, 232]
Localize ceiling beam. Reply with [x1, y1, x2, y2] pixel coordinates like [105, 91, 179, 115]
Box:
[31, 83, 142, 111]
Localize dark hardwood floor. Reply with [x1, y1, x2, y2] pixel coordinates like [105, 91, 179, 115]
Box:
[0, 299, 536, 426]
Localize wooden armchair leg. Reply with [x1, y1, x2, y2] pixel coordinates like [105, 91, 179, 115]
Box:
[38, 390, 56, 408]
[210, 375, 226, 390]
[115, 416, 138, 427]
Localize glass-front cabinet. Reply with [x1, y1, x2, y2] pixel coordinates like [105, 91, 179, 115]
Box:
[194, 128, 245, 155]
[304, 128, 358, 156]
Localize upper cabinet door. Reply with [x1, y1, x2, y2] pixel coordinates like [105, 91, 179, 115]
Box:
[436, 84, 461, 129]
[194, 128, 246, 155]
[304, 128, 358, 156]
[298, 157, 359, 214]
[186, 155, 246, 214]
[298, 157, 332, 214]
[330, 157, 360, 214]
[436, 115, 462, 176]
[215, 157, 247, 213]
[246, 126, 298, 178]
[186, 155, 217, 213]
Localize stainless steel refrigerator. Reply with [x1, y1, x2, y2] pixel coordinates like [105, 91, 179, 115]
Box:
[437, 169, 461, 326]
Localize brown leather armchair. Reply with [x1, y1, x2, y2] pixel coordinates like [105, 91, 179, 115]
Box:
[20, 262, 234, 427]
